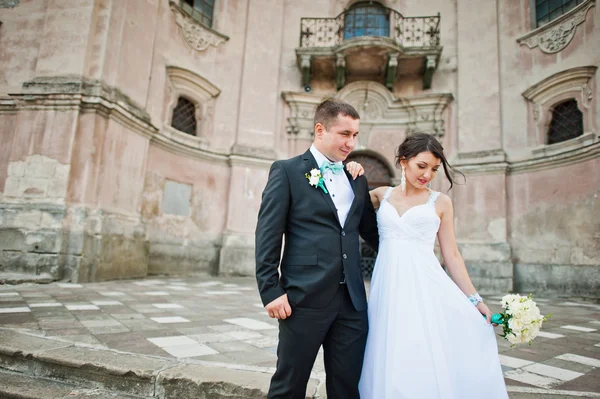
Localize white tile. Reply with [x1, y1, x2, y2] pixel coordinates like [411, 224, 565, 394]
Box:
[503, 369, 562, 389]
[166, 285, 190, 291]
[0, 307, 30, 313]
[556, 353, 600, 368]
[226, 331, 263, 340]
[99, 292, 125, 297]
[145, 291, 170, 296]
[589, 320, 600, 325]
[253, 303, 265, 308]
[20, 293, 50, 298]
[561, 325, 597, 333]
[134, 280, 165, 286]
[29, 302, 63, 308]
[91, 300, 123, 306]
[244, 336, 279, 348]
[161, 343, 219, 358]
[56, 283, 83, 288]
[148, 336, 197, 347]
[224, 317, 277, 331]
[498, 354, 535, 369]
[151, 316, 190, 324]
[523, 363, 583, 381]
[65, 304, 99, 311]
[195, 281, 222, 287]
[0, 292, 20, 297]
[188, 333, 236, 344]
[81, 319, 122, 328]
[152, 303, 184, 309]
[535, 331, 565, 339]
[222, 284, 240, 288]
[595, 343, 600, 348]
[168, 282, 188, 286]
[205, 291, 239, 295]
[235, 287, 254, 291]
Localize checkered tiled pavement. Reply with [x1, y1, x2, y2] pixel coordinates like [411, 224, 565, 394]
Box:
[1, 275, 599, 397]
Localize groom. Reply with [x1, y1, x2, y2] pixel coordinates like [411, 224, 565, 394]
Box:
[255, 99, 379, 398]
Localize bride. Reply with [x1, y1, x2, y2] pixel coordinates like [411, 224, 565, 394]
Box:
[358, 133, 508, 399]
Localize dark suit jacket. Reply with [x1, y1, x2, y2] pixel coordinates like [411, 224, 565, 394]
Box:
[255, 149, 379, 312]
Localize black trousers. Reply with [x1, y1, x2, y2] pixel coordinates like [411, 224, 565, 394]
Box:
[267, 284, 368, 399]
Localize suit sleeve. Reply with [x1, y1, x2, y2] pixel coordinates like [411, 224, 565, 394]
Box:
[255, 161, 289, 306]
[358, 177, 379, 252]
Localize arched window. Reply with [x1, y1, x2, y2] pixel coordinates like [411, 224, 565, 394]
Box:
[181, 0, 214, 28]
[171, 97, 198, 136]
[547, 99, 583, 145]
[343, 2, 390, 40]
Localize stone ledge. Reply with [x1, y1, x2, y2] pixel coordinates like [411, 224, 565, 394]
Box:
[0, 329, 320, 398]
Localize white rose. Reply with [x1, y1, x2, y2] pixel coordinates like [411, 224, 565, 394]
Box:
[509, 318, 524, 331]
[309, 175, 320, 186]
[310, 169, 321, 177]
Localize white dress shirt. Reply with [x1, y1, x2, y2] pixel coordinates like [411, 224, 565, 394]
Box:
[310, 145, 355, 227]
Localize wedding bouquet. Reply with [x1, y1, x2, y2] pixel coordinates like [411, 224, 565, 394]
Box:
[490, 294, 551, 346]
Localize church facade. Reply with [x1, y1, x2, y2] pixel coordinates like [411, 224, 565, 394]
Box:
[0, 0, 598, 296]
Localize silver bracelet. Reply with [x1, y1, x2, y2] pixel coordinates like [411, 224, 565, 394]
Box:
[468, 293, 483, 306]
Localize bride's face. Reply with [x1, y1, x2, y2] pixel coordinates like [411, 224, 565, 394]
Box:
[402, 151, 441, 189]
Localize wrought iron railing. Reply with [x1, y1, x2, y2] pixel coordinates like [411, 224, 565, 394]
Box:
[300, 9, 440, 49]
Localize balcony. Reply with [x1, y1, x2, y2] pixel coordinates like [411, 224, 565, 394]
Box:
[296, 6, 442, 91]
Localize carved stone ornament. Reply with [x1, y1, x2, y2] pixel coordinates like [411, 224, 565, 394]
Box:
[517, 0, 595, 54]
[170, 1, 228, 52]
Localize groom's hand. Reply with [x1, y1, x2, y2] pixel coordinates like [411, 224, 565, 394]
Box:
[265, 294, 292, 320]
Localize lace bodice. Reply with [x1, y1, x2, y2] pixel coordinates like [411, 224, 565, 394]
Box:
[377, 187, 441, 247]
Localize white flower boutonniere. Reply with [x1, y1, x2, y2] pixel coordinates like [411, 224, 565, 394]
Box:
[305, 168, 328, 194]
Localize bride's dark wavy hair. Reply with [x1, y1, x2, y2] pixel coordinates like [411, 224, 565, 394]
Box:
[395, 132, 465, 190]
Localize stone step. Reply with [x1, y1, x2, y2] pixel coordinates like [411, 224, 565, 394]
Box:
[0, 272, 54, 285]
[0, 369, 144, 399]
[0, 329, 276, 398]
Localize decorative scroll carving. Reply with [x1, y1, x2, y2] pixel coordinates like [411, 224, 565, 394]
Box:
[517, 0, 595, 54]
[170, 1, 228, 52]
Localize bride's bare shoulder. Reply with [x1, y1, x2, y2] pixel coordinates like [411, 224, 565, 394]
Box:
[371, 186, 391, 200]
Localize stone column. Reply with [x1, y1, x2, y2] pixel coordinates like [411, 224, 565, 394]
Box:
[219, 0, 284, 275]
[454, 0, 512, 293]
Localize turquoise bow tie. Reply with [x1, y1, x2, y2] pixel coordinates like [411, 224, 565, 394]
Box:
[321, 162, 344, 175]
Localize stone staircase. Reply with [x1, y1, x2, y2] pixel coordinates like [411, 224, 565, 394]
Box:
[0, 329, 273, 398]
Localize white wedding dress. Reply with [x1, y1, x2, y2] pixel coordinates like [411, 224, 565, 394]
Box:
[359, 187, 508, 399]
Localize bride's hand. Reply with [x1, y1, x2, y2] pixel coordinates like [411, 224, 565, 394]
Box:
[477, 302, 495, 325]
[346, 161, 364, 179]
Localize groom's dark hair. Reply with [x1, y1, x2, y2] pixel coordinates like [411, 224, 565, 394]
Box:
[314, 99, 360, 130]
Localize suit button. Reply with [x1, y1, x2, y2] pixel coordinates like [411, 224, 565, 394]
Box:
[341, 231, 346, 237]
[343, 254, 347, 259]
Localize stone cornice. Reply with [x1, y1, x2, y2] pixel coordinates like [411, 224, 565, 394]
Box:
[453, 137, 599, 175]
[508, 135, 599, 174]
[228, 154, 276, 168]
[517, 0, 595, 54]
[150, 132, 229, 165]
[169, 0, 229, 52]
[5, 77, 158, 139]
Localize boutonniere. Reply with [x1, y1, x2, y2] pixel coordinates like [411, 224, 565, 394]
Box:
[305, 168, 328, 194]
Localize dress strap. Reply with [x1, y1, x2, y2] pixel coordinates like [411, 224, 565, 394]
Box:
[382, 186, 394, 202]
[427, 190, 441, 206]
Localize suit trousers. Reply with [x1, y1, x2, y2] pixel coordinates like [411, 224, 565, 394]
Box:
[267, 284, 369, 399]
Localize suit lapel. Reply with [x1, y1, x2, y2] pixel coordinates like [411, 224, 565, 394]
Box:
[344, 168, 360, 227]
[302, 150, 341, 226]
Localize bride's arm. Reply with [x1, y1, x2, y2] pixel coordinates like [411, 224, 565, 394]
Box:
[436, 194, 493, 322]
[369, 186, 388, 210]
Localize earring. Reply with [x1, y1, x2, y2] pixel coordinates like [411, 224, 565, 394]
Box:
[400, 165, 406, 193]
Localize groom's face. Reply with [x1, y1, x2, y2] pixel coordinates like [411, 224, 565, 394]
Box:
[314, 114, 360, 162]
